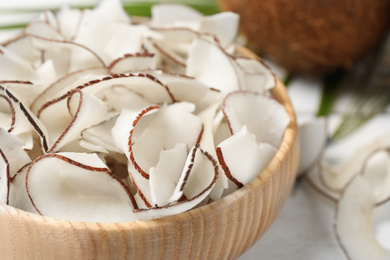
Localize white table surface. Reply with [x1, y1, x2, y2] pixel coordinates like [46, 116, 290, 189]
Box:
[239, 181, 347, 260]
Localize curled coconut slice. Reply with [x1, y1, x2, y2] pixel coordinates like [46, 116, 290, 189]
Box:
[223, 91, 290, 148]
[28, 34, 107, 76]
[55, 5, 83, 40]
[197, 12, 239, 49]
[112, 105, 160, 164]
[72, 0, 144, 63]
[108, 52, 157, 74]
[26, 152, 137, 222]
[186, 38, 240, 94]
[321, 114, 390, 191]
[79, 113, 121, 153]
[149, 143, 188, 207]
[0, 128, 31, 178]
[145, 38, 187, 74]
[103, 85, 152, 112]
[151, 4, 239, 49]
[38, 89, 107, 152]
[116, 102, 203, 179]
[217, 126, 277, 188]
[24, 20, 64, 41]
[2, 34, 40, 69]
[130, 102, 202, 178]
[362, 148, 390, 204]
[146, 70, 223, 113]
[335, 175, 390, 260]
[128, 160, 153, 208]
[197, 103, 228, 200]
[169, 144, 217, 202]
[8, 165, 38, 214]
[0, 45, 34, 81]
[72, 73, 176, 105]
[134, 144, 218, 219]
[234, 56, 276, 94]
[297, 116, 328, 174]
[0, 86, 49, 152]
[0, 80, 36, 107]
[30, 67, 108, 114]
[151, 3, 203, 30]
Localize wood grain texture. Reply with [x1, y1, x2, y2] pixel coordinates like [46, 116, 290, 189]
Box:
[0, 49, 299, 260]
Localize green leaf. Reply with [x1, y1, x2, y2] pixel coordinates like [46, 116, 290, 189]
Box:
[332, 96, 389, 140]
[122, 0, 219, 17]
[282, 72, 294, 87]
[316, 69, 344, 117]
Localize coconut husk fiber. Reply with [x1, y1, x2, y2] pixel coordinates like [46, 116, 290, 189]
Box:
[218, 0, 390, 75]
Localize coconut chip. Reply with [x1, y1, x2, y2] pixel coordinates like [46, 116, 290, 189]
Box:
[335, 175, 390, 260]
[134, 144, 218, 219]
[217, 126, 277, 188]
[26, 152, 137, 222]
[222, 91, 290, 148]
[128, 102, 202, 178]
[8, 165, 38, 214]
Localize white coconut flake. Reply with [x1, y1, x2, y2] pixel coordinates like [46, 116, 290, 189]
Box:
[26, 153, 137, 222]
[104, 85, 152, 112]
[217, 126, 277, 187]
[136, 144, 218, 219]
[335, 175, 390, 260]
[186, 38, 240, 94]
[234, 57, 275, 94]
[38, 89, 107, 152]
[24, 20, 64, 41]
[0, 128, 31, 178]
[223, 91, 290, 148]
[128, 161, 153, 208]
[129, 102, 202, 178]
[8, 165, 38, 214]
[149, 143, 188, 207]
[31, 67, 108, 113]
[79, 113, 121, 153]
[112, 105, 159, 162]
[198, 103, 228, 200]
[0, 86, 49, 152]
[0, 45, 34, 81]
[198, 12, 239, 49]
[362, 149, 390, 203]
[56, 5, 83, 40]
[108, 53, 157, 74]
[298, 117, 328, 174]
[151, 3, 203, 30]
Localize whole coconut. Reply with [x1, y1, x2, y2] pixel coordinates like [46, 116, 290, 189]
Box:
[218, 0, 390, 74]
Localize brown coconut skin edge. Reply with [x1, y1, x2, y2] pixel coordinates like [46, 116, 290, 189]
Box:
[0, 48, 298, 259]
[218, 0, 390, 74]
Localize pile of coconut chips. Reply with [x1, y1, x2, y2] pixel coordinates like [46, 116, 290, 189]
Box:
[296, 106, 390, 259]
[0, 0, 290, 222]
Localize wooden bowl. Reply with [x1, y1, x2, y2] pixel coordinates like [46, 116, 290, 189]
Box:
[0, 49, 298, 260]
